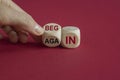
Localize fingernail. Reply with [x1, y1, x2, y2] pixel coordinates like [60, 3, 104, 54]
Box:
[35, 24, 44, 36]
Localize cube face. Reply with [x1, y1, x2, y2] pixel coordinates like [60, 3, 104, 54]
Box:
[43, 23, 61, 32]
[42, 36, 61, 47]
[61, 26, 80, 48]
[62, 33, 80, 48]
[42, 23, 61, 47]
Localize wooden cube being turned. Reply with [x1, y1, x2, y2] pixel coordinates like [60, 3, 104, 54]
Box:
[61, 26, 80, 48]
[42, 23, 61, 47]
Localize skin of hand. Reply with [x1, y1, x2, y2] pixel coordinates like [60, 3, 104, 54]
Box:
[0, 0, 44, 43]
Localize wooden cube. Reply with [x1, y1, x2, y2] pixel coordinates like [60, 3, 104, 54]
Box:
[42, 23, 61, 47]
[61, 26, 80, 48]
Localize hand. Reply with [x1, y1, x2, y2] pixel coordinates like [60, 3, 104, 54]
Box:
[0, 0, 44, 43]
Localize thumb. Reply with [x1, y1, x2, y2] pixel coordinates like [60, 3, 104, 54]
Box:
[12, 12, 44, 36]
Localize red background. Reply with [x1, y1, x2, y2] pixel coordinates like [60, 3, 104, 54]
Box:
[0, 0, 120, 80]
